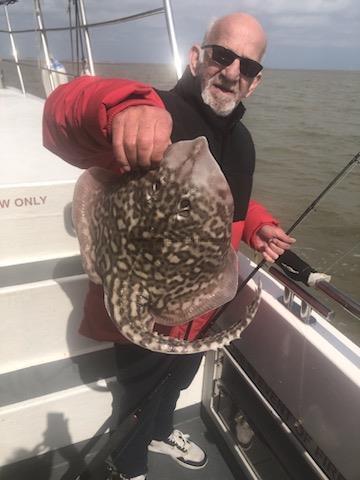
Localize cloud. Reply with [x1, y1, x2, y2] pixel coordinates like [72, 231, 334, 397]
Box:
[271, 14, 331, 28]
[240, 0, 353, 14]
[0, 0, 359, 70]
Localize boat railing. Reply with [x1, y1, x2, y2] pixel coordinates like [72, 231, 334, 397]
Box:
[0, 0, 181, 95]
[269, 265, 360, 322]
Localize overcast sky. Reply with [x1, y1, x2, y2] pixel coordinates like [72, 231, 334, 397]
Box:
[1, 0, 359, 70]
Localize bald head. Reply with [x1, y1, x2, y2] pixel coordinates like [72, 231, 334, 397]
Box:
[189, 12, 266, 116]
[204, 13, 267, 62]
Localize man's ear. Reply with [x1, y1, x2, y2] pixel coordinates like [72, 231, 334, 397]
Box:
[189, 45, 202, 75]
[245, 73, 263, 98]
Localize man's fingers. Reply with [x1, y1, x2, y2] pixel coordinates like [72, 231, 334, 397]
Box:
[134, 109, 160, 169]
[268, 240, 285, 256]
[275, 230, 296, 245]
[264, 244, 279, 262]
[150, 112, 173, 168]
[123, 131, 140, 170]
[136, 142, 154, 169]
[255, 225, 296, 263]
[122, 107, 152, 169]
[151, 133, 172, 168]
[262, 250, 276, 263]
[112, 106, 172, 171]
[112, 121, 130, 171]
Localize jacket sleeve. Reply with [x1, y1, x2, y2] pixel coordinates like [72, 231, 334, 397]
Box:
[42, 75, 165, 170]
[242, 199, 279, 248]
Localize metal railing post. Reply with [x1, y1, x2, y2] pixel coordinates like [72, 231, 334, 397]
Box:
[34, 0, 55, 92]
[78, 0, 95, 75]
[3, 4, 25, 94]
[163, 0, 182, 79]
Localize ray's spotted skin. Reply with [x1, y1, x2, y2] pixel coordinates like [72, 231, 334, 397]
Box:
[72, 137, 261, 353]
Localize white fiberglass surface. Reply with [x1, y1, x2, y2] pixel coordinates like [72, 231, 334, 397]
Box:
[0, 89, 81, 185]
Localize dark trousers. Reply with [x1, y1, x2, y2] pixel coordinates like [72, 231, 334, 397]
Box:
[111, 343, 203, 477]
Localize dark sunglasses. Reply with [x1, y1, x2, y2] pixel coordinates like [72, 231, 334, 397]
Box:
[201, 44, 263, 78]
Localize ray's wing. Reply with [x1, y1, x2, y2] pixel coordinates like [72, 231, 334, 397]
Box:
[108, 283, 262, 354]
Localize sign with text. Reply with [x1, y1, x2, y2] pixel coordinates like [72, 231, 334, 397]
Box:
[0, 181, 79, 266]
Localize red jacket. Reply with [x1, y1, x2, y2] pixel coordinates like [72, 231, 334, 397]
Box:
[43, 75, 278, 343]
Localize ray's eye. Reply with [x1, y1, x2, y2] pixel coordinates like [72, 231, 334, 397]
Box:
[152, 178, 162, 193]
[179, 198, 191, 209]
[177, 197, 191, 218]
[146, 177, 162, 202]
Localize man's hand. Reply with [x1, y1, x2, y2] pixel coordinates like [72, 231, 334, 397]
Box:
[112, 105, 173, 171]
[252, 225, 296, 263]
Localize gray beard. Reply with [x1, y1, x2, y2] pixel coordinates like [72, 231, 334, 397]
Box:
[201, 85, 237, 117]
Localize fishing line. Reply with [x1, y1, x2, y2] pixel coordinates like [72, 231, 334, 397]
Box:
[237, 151, 360, 292]
[199, 150, 360, 337]
[323, 240, 360, 275]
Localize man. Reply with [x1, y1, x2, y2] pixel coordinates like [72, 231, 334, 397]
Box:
[43, 12, 294, 480]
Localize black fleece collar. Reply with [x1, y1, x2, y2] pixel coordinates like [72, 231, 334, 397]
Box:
[171, 66, 246, 133]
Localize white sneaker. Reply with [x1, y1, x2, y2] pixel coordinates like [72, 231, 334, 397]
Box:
[111, 473, 146, 480]
[105, 460, 146, 480]
[118, 475, 146, 480]
[148, 429, 208, 469]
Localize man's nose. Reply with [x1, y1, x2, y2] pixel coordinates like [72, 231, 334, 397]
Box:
[221, 58, 240, 81]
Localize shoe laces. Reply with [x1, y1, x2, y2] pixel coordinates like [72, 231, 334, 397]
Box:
[167, 429, 191, 453]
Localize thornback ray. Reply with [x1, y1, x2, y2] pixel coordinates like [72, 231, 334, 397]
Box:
[72, 137, 261, 353]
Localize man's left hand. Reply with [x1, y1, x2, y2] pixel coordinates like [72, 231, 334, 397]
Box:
[252, 225, 296, 263]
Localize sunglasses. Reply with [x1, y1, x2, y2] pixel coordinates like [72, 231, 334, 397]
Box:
[201, 44, 263, 78]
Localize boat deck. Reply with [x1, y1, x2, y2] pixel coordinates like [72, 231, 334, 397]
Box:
[0, 406, 240, 480]
[0, 88, 81, 186]
[0, 87, 208, 479]
[1, 86, 359, 480]
[0, 88, 83, 267]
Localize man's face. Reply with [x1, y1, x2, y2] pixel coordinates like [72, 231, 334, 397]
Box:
[191, 17, 265, 117]
[197, 45, 262, 117]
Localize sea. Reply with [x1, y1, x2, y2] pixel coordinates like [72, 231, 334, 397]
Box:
[1, 61, 359, 345]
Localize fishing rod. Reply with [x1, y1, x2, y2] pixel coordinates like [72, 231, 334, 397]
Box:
[199, 150, 360, 336]
[241, 150, 360, 288]
[65, 368, 175, 480]
[67, 151, 360, 478]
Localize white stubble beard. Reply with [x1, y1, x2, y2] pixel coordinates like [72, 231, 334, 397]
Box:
[201, 77, 239, 117]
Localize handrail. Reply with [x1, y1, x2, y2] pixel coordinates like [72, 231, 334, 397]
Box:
[269, 267, 334, 323]
[77, 0, 94, 75]
[0, 8, 164, 34]
[316, 280, 360, 319]
[269, 266, 360, 321]
[1, 1, 182, 95]
[34, 0, 55, 91]
[163, 0, 182, 79]
[0, 58, 77, 78]
[3, 3, 25, 94]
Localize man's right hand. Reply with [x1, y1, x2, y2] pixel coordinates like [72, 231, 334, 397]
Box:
[111, 105, 173, 171]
